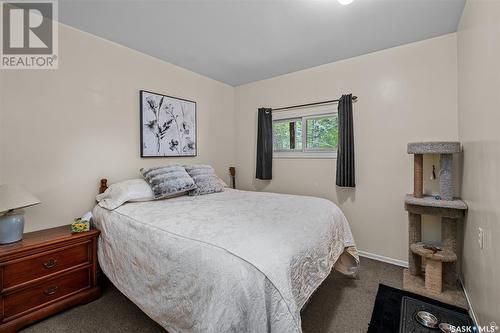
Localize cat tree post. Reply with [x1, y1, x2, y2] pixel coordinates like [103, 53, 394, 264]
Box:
[440, 153, 453, 201]
[408, 212, 422, 275]
[425, 258, 443, 293]
[442, 217, 458, 287]
[414, 154, 423, 198]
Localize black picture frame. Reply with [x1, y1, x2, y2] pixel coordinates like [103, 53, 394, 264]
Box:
[140, 90, 197, 157]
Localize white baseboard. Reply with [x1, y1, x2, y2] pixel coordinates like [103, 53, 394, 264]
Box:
[459, 278, 480, 328]
[358, 250, 409, 268]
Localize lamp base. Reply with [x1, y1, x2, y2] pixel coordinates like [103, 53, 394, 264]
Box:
[0, 210, 25, 244]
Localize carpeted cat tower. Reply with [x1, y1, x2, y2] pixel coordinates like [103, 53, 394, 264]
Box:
[403, 142, 468, 308]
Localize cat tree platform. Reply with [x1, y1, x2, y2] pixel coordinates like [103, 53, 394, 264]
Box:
[405, 194, 467, 219]
[405, 194, 467, 211]
[404, 141, 468, 308]
[407, 141, 461, 154]
[409, 243, 457, 298]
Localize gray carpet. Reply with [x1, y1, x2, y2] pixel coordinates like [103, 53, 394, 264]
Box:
[21, 257, 403, 333]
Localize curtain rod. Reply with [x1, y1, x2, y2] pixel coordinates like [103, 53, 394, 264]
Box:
[272, 96, 357, 112]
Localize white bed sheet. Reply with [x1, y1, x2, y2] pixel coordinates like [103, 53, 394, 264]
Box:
[93, 189, 358, 333]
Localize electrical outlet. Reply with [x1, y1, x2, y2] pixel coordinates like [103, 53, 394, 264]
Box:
[478, 227, 484, 249]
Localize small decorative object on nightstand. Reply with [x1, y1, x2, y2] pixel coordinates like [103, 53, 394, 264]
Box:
[0, 185, 41, 244]
[0, 225, 101, 332]
[71, 212, 93, 233]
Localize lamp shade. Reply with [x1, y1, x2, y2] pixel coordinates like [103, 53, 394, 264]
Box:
[0, 184, 40, 214]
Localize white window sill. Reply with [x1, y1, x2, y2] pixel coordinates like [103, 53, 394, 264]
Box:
[273, 151, 337, 159]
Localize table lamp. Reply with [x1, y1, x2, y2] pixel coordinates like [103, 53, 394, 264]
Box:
[0, 185, 40, 244]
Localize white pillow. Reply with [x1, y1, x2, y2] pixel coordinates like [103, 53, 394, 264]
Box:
[96, 179, 154, 210]
[217, 176, 229, 188]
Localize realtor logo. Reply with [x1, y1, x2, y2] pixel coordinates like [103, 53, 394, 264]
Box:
[1, 0, 58, 69]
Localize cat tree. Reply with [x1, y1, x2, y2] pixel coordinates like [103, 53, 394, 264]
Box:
[404, 142, 468, 308]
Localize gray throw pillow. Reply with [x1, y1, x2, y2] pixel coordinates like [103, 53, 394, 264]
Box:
[140, 165, 197, 199]
[184, 165, 224, 196]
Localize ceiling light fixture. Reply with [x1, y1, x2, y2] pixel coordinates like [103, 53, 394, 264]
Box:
[337, 0, 354, 5]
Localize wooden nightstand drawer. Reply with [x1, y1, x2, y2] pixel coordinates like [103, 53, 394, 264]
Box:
[2, 241, 91, 290]
[0, 226, 100, 332]
[3, 267, 91, 320]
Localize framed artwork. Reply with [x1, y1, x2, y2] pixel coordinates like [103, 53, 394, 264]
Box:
[140, 90, 197, 157]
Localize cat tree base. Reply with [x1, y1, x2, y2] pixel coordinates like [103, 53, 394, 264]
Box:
[403, 269, 467, 308]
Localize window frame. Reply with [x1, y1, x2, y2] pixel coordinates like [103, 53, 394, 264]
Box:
[272, 105, 338, 159]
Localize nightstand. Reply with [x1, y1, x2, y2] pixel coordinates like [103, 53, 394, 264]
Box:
[0, 225, 101, 332]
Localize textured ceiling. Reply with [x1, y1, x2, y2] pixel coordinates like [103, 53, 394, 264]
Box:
[59, 0, 466, 86]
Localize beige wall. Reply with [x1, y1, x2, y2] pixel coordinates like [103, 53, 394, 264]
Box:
[0, 24, 235, 232]
[234, 34, 459, 262]
[458, 0, 500, 325]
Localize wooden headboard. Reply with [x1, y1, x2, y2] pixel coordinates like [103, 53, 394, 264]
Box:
[229, 167, 236, 189]
[98, 167, 235, 193]
[99, 179, 108, 194]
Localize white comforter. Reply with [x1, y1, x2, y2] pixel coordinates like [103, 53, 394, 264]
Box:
[93, 189, 358, 333]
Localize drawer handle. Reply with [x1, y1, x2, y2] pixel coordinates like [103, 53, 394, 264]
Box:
[43, 258, 57, 269]
[43, 285, 59, 296]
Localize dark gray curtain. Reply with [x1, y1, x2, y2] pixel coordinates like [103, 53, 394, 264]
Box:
[336, 94, 355, 187]
[256, 108, 273, 180]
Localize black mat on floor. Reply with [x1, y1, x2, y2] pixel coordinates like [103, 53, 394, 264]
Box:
[367, 284, 471, 333]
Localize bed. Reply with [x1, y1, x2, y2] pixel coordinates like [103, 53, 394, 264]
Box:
[92, 188, 358, 333]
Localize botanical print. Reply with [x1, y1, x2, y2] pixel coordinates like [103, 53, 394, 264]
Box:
[141, 90, 196, 157]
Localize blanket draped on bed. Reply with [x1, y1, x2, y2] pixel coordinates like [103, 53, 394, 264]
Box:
[93, 189, 358, 333]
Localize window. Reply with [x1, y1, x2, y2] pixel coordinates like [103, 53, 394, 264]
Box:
[306, 115, 338, 150]
[272, 105, 338, 158]
[273, 118, 302, 151]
